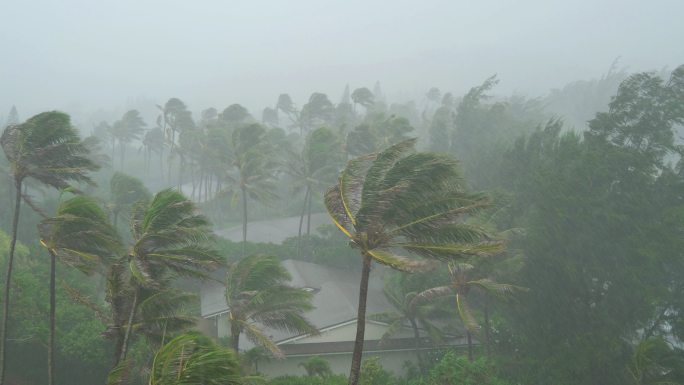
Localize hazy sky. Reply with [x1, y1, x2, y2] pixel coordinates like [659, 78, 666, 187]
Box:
[2, 0, 683, 125]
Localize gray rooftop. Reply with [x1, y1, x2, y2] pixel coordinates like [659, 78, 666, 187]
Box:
[200, 259, 394, 346]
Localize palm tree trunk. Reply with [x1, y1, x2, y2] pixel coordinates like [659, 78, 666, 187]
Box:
[111, 139, 116, 170]
[348, 254, 372, 385]
[167, 131, 175, 184]
[306, 187, 312, 236]
[191, 166, 197, 200]
[297, 186, 310, 258]
[231, 324, 240, 353]
[466, 331, 473, 362]
[408, 318, 425, 373]
[207, 175, 213, 201]
[119, 288, 139, 364]
[241, 186, 248, 258]
[0, 180, 23, 385]
[120, 142, 125, 169]
[48, 250, 56, 385]
[484, 298, 491, 358]
[159, 149, 164, 178]
[197, 169, 204, 202]
[178, 157, 184, 192]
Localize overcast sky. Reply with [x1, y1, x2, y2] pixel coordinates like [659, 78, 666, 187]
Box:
[1, 0, 683, 125]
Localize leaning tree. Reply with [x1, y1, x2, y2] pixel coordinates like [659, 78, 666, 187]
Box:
[324, 138, 503, 385]
[0, 111, 98, 385]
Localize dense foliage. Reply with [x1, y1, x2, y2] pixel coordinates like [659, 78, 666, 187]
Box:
[1, 65, 684, 385]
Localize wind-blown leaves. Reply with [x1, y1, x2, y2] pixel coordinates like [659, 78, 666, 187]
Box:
[325, 139, 503, 384]
[149, 332, 242, 385]
[1, 111, 99, 189]
[224, 255, 317, 356]
[326, 138, 502, 268]
[39, 195, 122, 273]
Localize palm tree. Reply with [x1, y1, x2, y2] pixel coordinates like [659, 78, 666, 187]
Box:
[324, 138, 502, 385]
[276, 93, 300, 132]
[351, 87, 375, 112]
[110, 110, 145, 169]
[142, 126, 165, 175]
[109, 172, 151, 228]
[224, 254, 317, 356]
[158, 98, 194, 184]
[627, 336, 684, 385]
[285, 127, 343, 256]
[221, 124, 278, 257]
[38, 195, 122, 385]
[148, 332, 242, 385]
[411, 261, 524, 361]
[112, 188, 220, 365]
[0, 111, 98, 385]
[370, 274, 448, 372]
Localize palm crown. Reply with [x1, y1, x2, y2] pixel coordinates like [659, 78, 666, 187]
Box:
[325, 138, 501, 271]
[225, 254, 317, 356]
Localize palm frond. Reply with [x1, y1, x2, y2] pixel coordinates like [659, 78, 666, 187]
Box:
[338, 153, 377, 225]
[149, 332, 242, 385]
[324, 185, 354, 238]
[396, 241, 504, 261]
[456, 293, 480, 333]
[241, 321, 284, 358]
[367, 249, 436, 273]
[467, 279, 528, 301]
[411, 286, 453, 311]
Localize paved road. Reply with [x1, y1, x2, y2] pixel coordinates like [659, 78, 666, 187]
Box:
[214, 213, 332, 244]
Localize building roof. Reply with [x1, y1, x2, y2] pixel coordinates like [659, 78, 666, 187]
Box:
[200, 259, 395, 346]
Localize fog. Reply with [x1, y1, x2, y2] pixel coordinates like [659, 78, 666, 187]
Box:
[3, 2, 684, 385]
[2, 0, 683, 124]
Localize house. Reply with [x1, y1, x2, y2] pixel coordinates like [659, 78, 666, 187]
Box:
[199, 258, 468, 377]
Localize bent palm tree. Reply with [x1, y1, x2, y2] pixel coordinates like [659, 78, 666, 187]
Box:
[112, 189, 220, 365]
[148, 332, 242, 385]
[411, 261, 525, 361]
[224, 254, 317, 356]
[39, 195, 122, 385]
[324, 138, 502, 385]
[0, 111, 98, 385]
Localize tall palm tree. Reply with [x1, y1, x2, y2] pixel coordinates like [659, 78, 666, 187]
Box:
[142, 126, 165, 175]
[148, 332, 242, 385]
[285, 127, 343, 256]
[411, 261, 524, 361]
[324, 138, 502, 385]
[221, 124, 278, 257]
[0, 111, 98, 385]
[224, 254, 317, 356]
[109, 172, 151, 228]
[112, 188, 220, 365]
[158, 98, 194, 184]
[38, 195, 122, 385]
[110, 110, 145, 169]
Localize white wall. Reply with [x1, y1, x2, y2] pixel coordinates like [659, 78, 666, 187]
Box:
[258, 350, 420, 378]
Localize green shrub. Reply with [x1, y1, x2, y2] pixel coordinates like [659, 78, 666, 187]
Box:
[407, 351, 511, 385]
[267, 374, 347, 385]
[359, 356, 395, 385]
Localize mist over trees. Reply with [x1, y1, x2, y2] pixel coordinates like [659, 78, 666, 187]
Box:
[1, 63, 684, 385]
